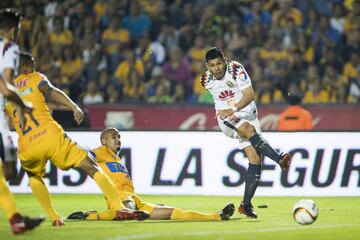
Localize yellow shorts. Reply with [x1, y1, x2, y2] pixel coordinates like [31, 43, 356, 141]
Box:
[19, 132, 88, 177]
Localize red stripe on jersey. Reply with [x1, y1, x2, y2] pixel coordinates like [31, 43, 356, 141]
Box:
[2, 41, 13, 56]
[201, 72, 208, 87]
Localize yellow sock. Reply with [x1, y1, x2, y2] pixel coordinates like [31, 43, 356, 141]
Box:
[29, 176, 61, 221]
[86, 209, 115, 220]
[92, 171, 125, 210]
[0, 166, 17, 219]
[170, 208, 221, 221]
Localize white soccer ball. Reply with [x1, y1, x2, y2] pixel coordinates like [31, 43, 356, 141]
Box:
[292, 199, 319, 225]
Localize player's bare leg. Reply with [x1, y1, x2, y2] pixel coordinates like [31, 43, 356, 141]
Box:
[78, 157, 149, 221]
[28, 175, 64, 226]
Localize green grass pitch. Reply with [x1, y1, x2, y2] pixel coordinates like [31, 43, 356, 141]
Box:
[1, 194, 359, 240]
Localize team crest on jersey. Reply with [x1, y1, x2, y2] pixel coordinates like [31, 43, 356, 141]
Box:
[218, 90, 235, 100]
[226, 81, 234, 88]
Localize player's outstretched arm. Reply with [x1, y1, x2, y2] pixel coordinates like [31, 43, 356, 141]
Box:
[1, 74, 34, 130]
[0, 74, 29, 109]
[40, 82, 84, 125]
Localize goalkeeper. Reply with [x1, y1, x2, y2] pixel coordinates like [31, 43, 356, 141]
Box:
[68, 128, 234, 221]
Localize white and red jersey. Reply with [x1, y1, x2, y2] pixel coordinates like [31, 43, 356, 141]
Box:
[0, 39, 19, 161]
[0, 39, 19, 132]
[0, 39, 19, 79]
[200, 61, 257, 115]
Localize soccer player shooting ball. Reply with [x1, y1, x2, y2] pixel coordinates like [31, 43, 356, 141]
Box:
[201, 47, 292, 218]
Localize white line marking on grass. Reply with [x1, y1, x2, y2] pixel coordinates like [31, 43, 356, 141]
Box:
[107, 223, 360, 240]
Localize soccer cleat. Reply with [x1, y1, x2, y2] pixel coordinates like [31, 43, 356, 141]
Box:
[279, 153, 292, 171]
[10, 213, 45, 235]
[238, 202, 257, 218]
[218, 203, 235, 220]
[67, 210, 97, 220]
[67, 211, 88, 220]
[114, 209, 150, 221]
[52, 219, 64, 227]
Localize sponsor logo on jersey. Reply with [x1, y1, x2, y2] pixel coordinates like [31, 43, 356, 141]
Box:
[218, 90, 235, 100]
[19, 88, 33, 96]
[15, 79, 28, 88]
[106, 162, 129, 174]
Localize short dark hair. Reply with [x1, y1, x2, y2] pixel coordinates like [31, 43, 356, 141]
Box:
[19, 52, 35, 70]
[0, 8, 22, 31]
[205, 47, 224, 62]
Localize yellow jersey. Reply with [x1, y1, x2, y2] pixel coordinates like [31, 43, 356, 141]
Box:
[5, 72, 64, 151]
[92, 145, 134, 194]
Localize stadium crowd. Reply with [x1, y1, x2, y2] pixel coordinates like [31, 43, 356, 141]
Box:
[2, 0, 360, 104]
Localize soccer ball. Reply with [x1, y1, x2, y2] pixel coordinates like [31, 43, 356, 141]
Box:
[292, 199, 319, 225]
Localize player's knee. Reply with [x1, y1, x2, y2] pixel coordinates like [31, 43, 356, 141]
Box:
[237, 122, 256, 138]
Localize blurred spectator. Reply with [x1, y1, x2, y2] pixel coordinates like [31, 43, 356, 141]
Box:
[349, 75, 360, 102]
[162, 46, 193, 98]
[60, 45, 83, 84]
[157, 23, 178, 51]
[312, 15, 341, 60]
[340, 29, 360, 62]
[147, 78, 173, 104]
[330, 2, 346, 33]
[342, 51, 360, 80]
[259, 34, 291, 62]
[20, 4, 46, 51]
[145, 66, 163, 102]
[106, 84, 121, 103]
[121, 65, 146, 102]
[178, 24, 196, 53]
[172, 82, 186, 103]
[272, 0, 303, 28]
[303, 79, 330, 103]
[79, 15, 101, 43]
[244, 0, 272, 28]
[49, 16, 74, 57]
[343, 0, 360, 33]
[138, 0, 164, 16]
[114, 50, 144, 86]
[198, 5, 223, 42]
[81, 80, 104, 104]
[278, 85, 313, 131]
[322, 64, 348, 101]
[101, 14, 130, 73]
[93, 0, 107, 24]
[136, 32, 166, 74]
[188, 35, 207, 64]
[122, 2, 151, 44]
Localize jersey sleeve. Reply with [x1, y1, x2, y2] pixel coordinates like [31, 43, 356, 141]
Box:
[36, 73, 52, 90]
[2, 44, 19, 71]
[231, 61, 252, 90]
[200, 71, 211, 90]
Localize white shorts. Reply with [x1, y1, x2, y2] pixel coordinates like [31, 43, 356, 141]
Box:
[217, 110, 261, 149]
[0, 130, 17, 163]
